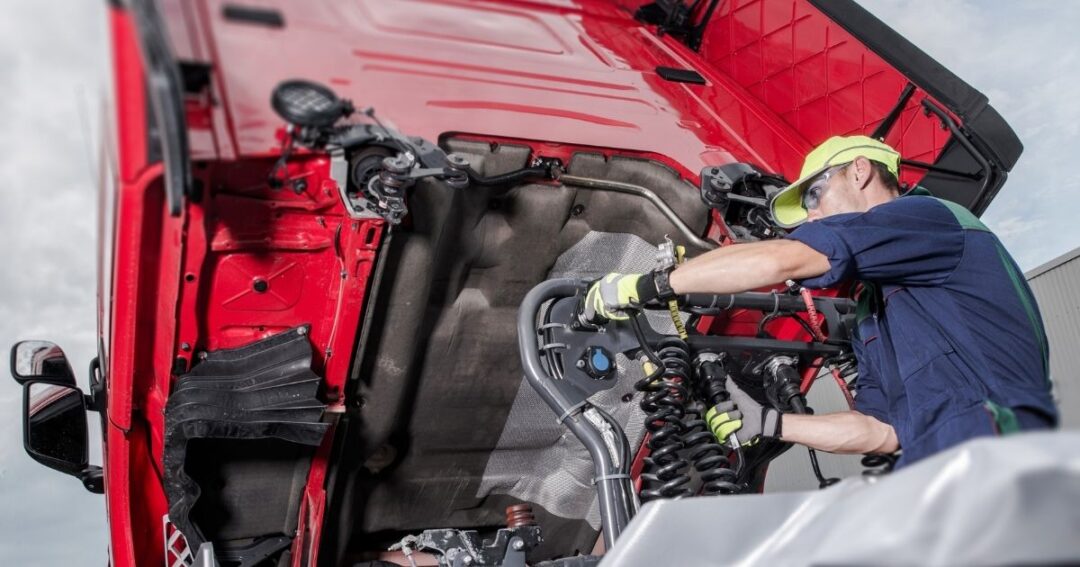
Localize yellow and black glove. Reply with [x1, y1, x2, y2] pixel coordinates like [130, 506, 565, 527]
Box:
[581, 272, 662, 323]
[706, 377, 782, 447]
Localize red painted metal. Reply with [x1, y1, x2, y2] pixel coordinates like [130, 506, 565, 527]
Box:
[94, 1, 977, 564]
[696, 0, 954, 186]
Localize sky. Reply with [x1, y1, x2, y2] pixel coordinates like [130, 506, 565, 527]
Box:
[0, 1, 1077, 564]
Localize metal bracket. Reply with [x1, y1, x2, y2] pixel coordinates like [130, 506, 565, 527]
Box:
[390, 526, 541, 567]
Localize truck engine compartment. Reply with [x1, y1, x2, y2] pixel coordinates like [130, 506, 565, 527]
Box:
[37, 1, 1025, 566]
[158, 81, 865, 564]
[329, 139, 715, 562]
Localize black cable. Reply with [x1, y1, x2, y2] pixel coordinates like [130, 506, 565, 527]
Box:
[807, 448, 840, 488]
[786, 314, 819, 340]
[466, 165, 550, 187]
[630, 315, 664, 371]
[756, 312, 778, 338]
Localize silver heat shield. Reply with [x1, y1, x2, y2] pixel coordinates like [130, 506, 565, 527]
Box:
[476, 231, 677, 528]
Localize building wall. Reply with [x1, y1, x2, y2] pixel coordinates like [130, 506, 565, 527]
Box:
[1026, 247, 1080, 429]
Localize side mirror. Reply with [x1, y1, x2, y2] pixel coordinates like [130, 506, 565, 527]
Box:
[11, 340, 77, 387]
[12, 341, 103, 493]
[25, 383, 89, 476]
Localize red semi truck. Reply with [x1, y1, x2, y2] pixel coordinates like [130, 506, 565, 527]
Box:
[11, 1, 1022, 565]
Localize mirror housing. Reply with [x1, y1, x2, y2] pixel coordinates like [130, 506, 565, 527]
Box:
[24, 383, 89, 476]
[11, 340, 77, 387]
[11, 341, 103, 494]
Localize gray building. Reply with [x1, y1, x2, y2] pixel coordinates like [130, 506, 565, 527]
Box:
[1026, 247, 1080, 429]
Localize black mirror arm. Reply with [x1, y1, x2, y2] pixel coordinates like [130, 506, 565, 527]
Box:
[80, 465, 104, 494]
[86, 357, 106, 413]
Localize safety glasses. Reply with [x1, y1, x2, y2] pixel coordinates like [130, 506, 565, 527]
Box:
[801, 164, 847, 210]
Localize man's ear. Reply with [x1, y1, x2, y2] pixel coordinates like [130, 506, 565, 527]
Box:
[851, 156, 873, 191]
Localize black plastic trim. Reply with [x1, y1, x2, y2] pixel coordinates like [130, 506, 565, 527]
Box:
[179, 61, 213, 94]
[656, 66, 706, 85]
[222, 4, 285, 28]
[130, 0, 191, 216]
[163, 326, 328, 554]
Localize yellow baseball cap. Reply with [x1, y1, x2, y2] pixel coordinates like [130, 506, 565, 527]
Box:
[770, 135, 901, 228]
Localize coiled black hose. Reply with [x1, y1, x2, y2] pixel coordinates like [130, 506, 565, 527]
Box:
[682, 405, 741, 495]
[634, 335, 694, 500]
[861, 453, 898, 477]
[689, 359, 743, 494]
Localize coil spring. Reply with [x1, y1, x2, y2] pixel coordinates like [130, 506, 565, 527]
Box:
[691, 358, 742, 495]
[681, 404, 740, 495]
[635, 337, 693, 500]
[861, 453, 897, 477]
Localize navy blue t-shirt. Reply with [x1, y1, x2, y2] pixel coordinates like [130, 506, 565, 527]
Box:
[787, 193, 1057, 466]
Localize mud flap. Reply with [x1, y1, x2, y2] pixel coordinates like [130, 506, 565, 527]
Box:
[163, 326, 329, 565]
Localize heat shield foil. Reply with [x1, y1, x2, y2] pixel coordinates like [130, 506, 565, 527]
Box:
[477, 231, 677, 528]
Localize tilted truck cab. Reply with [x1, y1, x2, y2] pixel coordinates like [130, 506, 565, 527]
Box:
[11, 1, 1021, 565]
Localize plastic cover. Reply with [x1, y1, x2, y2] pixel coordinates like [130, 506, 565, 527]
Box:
[602, 432, 1080, 566]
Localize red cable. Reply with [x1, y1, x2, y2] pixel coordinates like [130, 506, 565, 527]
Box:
[831, 366, 856, 410]
[799, 287, 828, 342]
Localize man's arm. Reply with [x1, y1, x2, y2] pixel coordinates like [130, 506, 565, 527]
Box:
[782, 412, 899, 454]
[670, 239, 832, 295]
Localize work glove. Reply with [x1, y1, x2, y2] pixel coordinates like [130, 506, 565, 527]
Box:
[581, 272, 659, 323]
[706, 377, 782, 446]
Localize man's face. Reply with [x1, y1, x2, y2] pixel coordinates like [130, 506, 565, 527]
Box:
[804, 162, 861, 222]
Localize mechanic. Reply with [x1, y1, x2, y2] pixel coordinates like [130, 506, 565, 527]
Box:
[584, 135, 1057, 467]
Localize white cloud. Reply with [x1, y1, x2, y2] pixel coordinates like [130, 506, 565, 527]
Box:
[860, 0, 1080, 270]
[0, 0, 109, 562]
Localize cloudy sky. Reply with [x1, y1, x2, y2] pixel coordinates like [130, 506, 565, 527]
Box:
[0, 1, 1076, 564]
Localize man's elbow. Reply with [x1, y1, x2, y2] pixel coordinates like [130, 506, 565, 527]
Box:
[860, 413, 899, 454]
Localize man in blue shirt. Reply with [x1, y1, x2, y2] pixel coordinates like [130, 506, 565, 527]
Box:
[585, 135, 1057, 466]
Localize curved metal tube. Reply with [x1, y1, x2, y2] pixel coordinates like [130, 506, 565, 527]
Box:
[517, 279, 634, 548]
[921, 99, 992, 198]
[558, 174, 717, 251]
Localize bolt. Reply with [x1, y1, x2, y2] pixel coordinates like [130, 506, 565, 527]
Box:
[297, 327, 308, 336]
[180, 343, 191, 352]
[512, 539, 525, 551]
[253, 279, 269, 293]
[382, 152, 415, 173]
[197, 352, 208, 361]
[621, 393, 634, 403]
[463, 557, 473, 565]
[446, 153, 469, 169]
[571, 204, 585, 216]
[576, 359, 586, 369]
[292, 178, 308, 195]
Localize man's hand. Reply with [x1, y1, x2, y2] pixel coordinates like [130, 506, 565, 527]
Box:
[706, 377, 782, 446]
[581, 273, 655, 323]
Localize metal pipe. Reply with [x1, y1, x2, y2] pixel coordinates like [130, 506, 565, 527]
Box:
[921, 99, 992, 198]
[517, 279, 634, 547]
[681, 292, 854, 314]
[558, 174, 717, 251]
